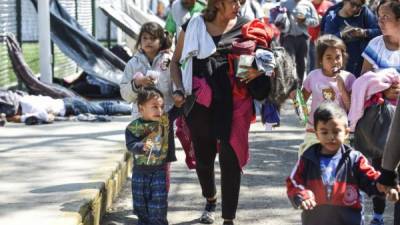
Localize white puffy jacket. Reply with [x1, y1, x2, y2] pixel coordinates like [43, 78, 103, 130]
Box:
[120, 50, 173, 119]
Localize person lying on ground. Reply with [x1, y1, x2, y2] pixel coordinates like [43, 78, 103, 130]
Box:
[1, 90, 131, 124]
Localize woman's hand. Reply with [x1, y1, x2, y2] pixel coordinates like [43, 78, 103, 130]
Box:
[239, 66, 264, 83]
[133, 76, 156, 88]
[377, 183, 400, 202]
[300, 198, 316, 210]
[289, 90, 296, 100]
[383, 83, 400, 100]
[349, 28, 366, 38]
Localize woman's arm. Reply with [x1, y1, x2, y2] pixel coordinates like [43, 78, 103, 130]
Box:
[6, 115, 21, 123]
[360, 59, 373, 75]
[170, 30, 185, 92]
[336, 75, 351, 112]
[383, 83, 400, 100]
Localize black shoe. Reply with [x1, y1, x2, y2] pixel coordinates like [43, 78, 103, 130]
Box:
[25, 116, 49, 125]
[25, 116, 40, 125]
[223, 221, 234, 225]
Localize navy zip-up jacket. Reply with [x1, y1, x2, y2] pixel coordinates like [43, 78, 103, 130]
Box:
[287, 144, 381, 225]
[321, 3, 381, 77]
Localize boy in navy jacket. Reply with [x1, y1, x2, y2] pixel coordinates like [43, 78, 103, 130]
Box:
[286, 102, 390, 225]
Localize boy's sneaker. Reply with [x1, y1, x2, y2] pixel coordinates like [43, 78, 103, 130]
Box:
[199, 199, 216, 224]
[370, 218, 384, 225]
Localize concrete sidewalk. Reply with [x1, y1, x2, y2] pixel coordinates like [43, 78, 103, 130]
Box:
[1, 105, 396, 225]
[0, 116, 132, 225]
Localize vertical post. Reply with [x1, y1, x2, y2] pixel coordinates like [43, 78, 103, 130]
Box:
[16, 0, 22, 89]
[116, 0, 123, 45]
[38, 0, 52, 84]
[92, 0, 96, 37]
[107, 18, 111, 48]
[16, 0, 22, 44]
[75, 0, 78, 19]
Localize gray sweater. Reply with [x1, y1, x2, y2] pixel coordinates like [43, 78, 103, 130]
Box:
[280, 0, 319, 36]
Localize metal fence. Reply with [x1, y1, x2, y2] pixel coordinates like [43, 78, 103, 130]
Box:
[0, 0, 119, 88]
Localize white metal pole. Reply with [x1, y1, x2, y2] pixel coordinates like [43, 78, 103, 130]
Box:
[38, 0, 52, 84]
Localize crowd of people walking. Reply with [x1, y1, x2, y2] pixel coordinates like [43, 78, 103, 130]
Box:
[1, 0, 399, 224]
[119, 0, 400, 224]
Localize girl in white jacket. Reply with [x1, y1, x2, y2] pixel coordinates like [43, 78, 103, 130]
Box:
[120, 22, 173, 119]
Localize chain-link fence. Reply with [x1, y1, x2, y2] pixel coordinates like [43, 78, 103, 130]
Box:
[0, 0, 120, 88]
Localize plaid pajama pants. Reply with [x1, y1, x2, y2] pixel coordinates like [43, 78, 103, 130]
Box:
[131, 169, 168, 225]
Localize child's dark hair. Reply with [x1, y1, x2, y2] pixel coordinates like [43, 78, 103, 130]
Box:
[313, 102, 348, 130]
[136, 87, 164, 106]
[377, 0, 400, 20]
[343, 0, 366, 5]
[315, 34, 348, 69]
[135, 22, 172, 51]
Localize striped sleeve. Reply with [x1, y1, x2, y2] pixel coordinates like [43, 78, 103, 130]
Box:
[286, 159, 314, 208]
[361, 37, 381, 70]
[355, 153, 381, 196]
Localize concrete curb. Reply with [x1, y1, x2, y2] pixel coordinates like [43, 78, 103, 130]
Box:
[78, 151, 132, 225]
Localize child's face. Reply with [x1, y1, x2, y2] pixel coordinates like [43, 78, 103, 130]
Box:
[139, 96, 164, 121]
[140, 32, 161, 56]
[321, 47, 343, 77]
[378, 4, 400, 37]
[315, 118, 349, 154]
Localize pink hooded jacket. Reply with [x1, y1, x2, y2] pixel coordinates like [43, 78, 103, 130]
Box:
[348, 69, 400, 131]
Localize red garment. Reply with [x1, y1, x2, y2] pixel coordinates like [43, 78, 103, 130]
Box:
[229, 96, 253, 168]
[308, 0, 333, 42]
[364, 92, 385, 109]
[262, 17, 281, 39]
[192, 77, 212, 107]
[242, 18, 277, 48]
[364, 92, 398, 109]
[175, 117, 196, 169]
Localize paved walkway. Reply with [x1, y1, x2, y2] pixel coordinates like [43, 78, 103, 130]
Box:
[0, 104, 395, 225]
[0, 116, 132, 225]
[101, 103, 395, 225]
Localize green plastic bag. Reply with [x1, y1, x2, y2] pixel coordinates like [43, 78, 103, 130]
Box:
[292, 88, 309, 125]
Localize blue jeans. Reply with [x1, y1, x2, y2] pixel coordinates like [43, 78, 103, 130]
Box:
[63, 97, 131, 116]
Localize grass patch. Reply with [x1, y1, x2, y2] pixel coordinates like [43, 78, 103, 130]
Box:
[0, 40, 117, 87]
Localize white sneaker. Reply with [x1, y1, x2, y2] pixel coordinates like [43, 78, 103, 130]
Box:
[199, 210, 215, 224]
